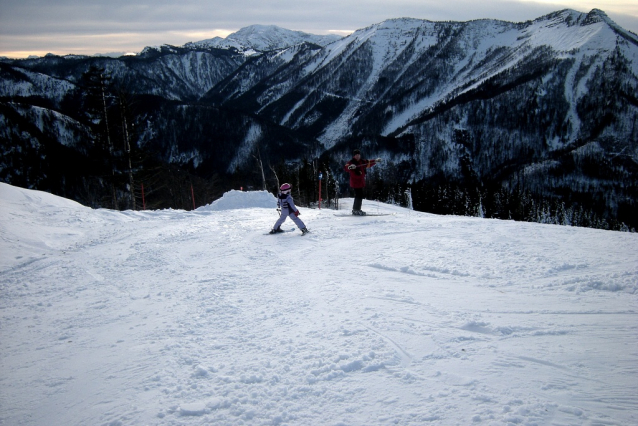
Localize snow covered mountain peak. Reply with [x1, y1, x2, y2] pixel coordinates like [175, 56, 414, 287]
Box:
[530, 8, 637, 43]
[186, 24, 343, 54]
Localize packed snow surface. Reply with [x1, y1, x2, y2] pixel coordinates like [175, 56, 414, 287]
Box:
[1, 182, 637, 425]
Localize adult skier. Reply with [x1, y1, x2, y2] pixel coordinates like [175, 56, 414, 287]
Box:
[270, 183, 310, 235]
[344, 149, 383, 215]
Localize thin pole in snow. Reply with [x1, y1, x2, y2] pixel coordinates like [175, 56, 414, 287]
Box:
[141, 183, 146, 210]
[318, 171, 323, 209]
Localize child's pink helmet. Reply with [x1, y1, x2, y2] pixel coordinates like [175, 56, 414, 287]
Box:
[280, 183, 292, 194]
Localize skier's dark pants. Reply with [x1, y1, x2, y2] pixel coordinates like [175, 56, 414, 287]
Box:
[353, 188, 363, 211]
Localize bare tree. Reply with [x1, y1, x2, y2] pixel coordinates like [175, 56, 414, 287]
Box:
[98, 72, 117, 209]
[269, 163, 280, 192]
[252, 145, 267, 191]
[119, 94, 136, 210]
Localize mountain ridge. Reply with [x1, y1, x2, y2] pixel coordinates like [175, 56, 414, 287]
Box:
[222, 9, 633, 147]
[0, 9, 636, 229]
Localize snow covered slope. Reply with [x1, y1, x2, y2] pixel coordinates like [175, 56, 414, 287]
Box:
[1, 182, 637, 425]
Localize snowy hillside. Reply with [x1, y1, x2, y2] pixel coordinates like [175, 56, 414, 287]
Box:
[1, 182, 637, 425]
[227, 9, 638, 147]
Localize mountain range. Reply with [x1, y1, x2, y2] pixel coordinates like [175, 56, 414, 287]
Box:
[0, 9, 637, 229]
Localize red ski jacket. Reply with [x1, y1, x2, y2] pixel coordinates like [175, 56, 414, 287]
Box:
[344, 158, 378, 189]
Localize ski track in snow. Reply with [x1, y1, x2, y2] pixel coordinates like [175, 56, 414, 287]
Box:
[1, 183, 637, 425]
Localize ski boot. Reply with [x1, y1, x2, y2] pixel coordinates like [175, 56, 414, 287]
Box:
[269, 226, 284, 234]
[301, 227, 310, 235]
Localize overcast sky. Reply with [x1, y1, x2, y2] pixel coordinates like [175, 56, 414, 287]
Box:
[1, 0, 637, 58]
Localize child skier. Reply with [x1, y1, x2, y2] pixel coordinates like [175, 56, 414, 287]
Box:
[270, 183, 310, 235]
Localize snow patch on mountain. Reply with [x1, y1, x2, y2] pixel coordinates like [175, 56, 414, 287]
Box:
[13, 105, 88, 148]
[169, 149, 203, 168]
[525, 10, 616, 53]
[0, 67, 76, 100]
[227, 122, 263, 173]
[319, 19, 441, 146]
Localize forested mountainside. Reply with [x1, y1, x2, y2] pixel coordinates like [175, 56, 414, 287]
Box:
[1, 11, 637, 229]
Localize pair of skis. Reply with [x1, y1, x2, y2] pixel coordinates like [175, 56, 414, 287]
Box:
[333, 212, 393, 217]
[264, 228, 309, 236]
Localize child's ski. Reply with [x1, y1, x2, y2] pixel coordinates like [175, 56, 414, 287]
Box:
[333, 213, 394, 217]
[263, 228, 295, 235]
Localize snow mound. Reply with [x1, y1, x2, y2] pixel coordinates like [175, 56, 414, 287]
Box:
[198, 190, 277, 211]
[0, 181, 84, 210]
